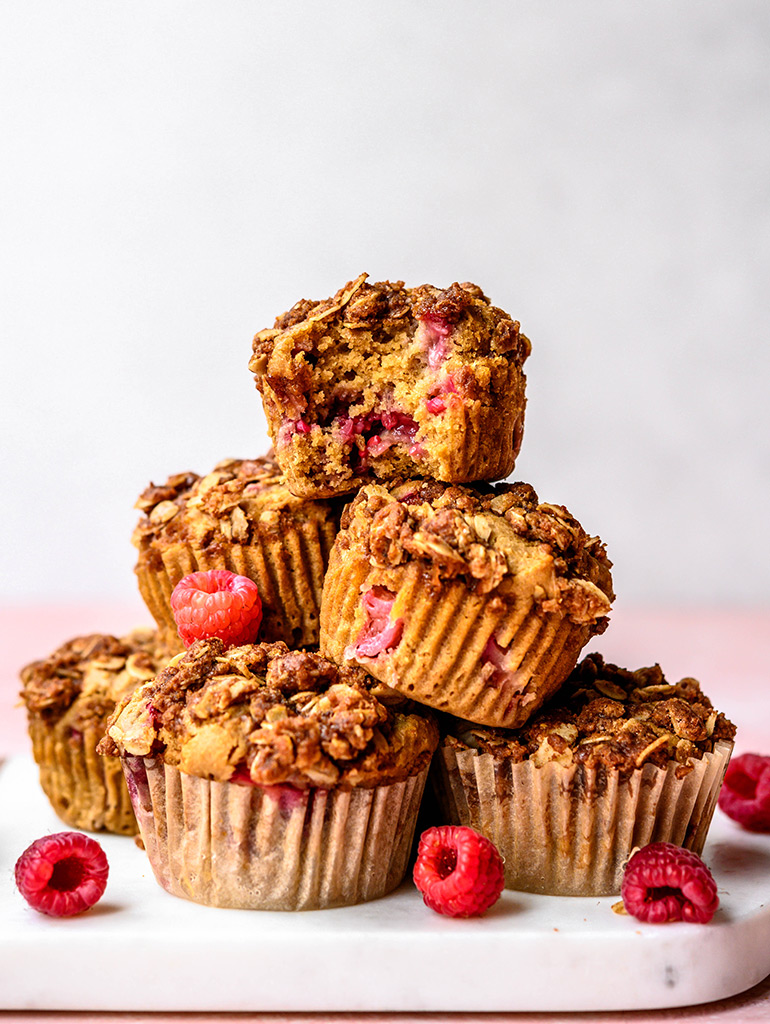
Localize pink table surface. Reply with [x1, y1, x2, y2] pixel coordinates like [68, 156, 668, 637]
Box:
[2, 601, 770, 1024]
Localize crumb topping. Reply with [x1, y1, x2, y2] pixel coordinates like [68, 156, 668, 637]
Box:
[338, 479, 613, 623]
[250, 273, 531, 370]
[445, 653, 736, 777]
[102, 639, 438, 790]
[133, 454, 341, 554]
[248, 274, 530, 435]
[20, 629, 164, 728]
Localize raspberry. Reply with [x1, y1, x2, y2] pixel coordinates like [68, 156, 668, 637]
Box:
[348, 586, 404, 658]
[412, 825, 505, 918]
[718, 753, 770, 831]
[419, 312, 452, 369]
[425, 396, 447, 414]
[170, 570, 263, 648]
[621, 842, 719, 924]
[15, 832, 109, 917]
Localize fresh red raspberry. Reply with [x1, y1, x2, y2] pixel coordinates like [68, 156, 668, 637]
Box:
[15, 832, 109, 917]
[170, 570, 263, 648]
[412, 825, 505, 918]
[621, 842, 719, 924]
[718, 753, 770, 831]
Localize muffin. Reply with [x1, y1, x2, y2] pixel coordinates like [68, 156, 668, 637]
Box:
[320, 478, 614, 729]
[133, 455, 342, 652]
[20, 629, 166, 834]
[248, 273, 530, 498]
[433, 653, 736, 896]
[100, 639, 439, 910]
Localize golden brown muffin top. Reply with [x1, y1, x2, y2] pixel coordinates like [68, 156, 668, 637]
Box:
[445, 653, 736, 778]
[102, 638, 439, 790]
[337, 478, 613, 625]
[250, 273, 531, 376]
[133, 455, 341, 556]
[20, 629, 164, 729]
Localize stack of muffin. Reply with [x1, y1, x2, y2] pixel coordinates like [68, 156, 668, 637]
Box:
[20, 273, 734, 909]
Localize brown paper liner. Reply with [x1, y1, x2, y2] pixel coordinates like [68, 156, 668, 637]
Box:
[432, 738, 733, 896]
[28, 718, 137, 835]
[320, 555, 594, 729]
[136, 515, 338, 653]
[122, 757, 429, 910]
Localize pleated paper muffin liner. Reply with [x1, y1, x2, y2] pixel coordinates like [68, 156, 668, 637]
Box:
[419, 357, 527, 483]
[122, 756, 429, 910]
[137, 515, 338, 653]
[320, 556, 596, 729]
[28, 719, 137, 835]
[432, 737, 733, 896]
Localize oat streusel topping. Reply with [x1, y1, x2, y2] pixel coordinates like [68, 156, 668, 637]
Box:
[445, 653, 735, 778]
[250, 273, 531, 373]
[20, 630, 164, 729]
[133, 454, 339, 558]
[102, 639, 438, 790]
[337, 479, 613, 623]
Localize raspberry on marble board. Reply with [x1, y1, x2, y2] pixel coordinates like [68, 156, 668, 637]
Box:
[15, 832, 109, 917]
[620, 842, 719, 924]
[412, 825, 504, 918]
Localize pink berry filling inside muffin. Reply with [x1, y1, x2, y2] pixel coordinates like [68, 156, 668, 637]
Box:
[345, 587, 405, 659]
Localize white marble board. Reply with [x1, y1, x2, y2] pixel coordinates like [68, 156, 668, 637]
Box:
[2, 755, 770, 1013]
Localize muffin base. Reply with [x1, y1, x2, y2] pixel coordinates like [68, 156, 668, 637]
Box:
[320, 556, 596, 729]
[433, 738, 733, 896]
[28, 719, 137, 835]
[122, 757, 429, 910]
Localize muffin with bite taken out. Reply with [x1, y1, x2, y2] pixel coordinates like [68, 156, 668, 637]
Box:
[249, 274, 530, 498]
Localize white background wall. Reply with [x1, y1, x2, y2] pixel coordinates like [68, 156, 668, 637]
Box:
[2, 1, 769, 605]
